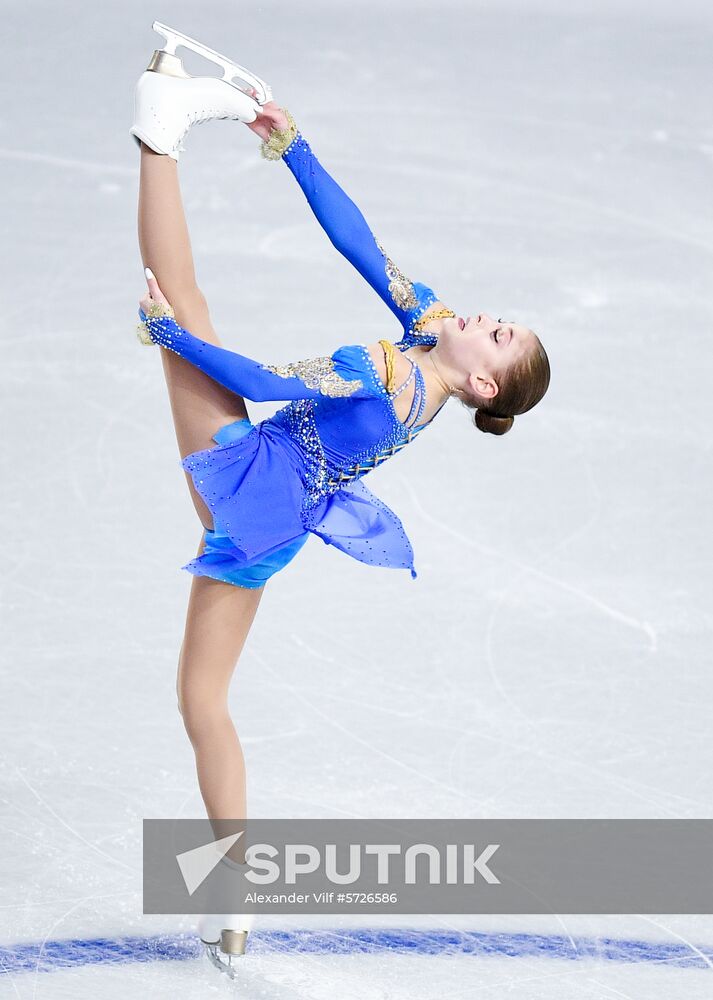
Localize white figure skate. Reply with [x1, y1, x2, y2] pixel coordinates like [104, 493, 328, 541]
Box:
[130, 20, 274, 161]
[198, 911, 255, 979]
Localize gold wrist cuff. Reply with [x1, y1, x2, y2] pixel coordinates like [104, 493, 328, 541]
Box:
[136, 300, 175, 345]
[260, 108, 298, 160]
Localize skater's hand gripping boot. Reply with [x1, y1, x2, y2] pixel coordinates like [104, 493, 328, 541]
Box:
[136, 267, 174, 344]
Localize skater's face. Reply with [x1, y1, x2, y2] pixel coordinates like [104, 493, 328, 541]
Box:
[436, 313, 536, 406]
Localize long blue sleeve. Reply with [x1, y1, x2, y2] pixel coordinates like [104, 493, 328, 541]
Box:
[282, 132, 426, 324]
[137, 308, 368, 402]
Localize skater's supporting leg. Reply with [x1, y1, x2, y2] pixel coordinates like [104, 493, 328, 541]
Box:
[137, 141, 249, 529]
[177, 551, 265, 829]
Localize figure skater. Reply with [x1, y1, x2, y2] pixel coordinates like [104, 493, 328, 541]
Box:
[130, 20, 550, 977]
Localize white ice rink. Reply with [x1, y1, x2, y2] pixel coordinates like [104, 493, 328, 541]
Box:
[1, 0, 712, 995]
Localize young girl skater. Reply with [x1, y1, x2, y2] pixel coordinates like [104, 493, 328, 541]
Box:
[131, 21, 550, 977]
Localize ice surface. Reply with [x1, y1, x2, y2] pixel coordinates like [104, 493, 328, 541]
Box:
[1, 0, 712, 995]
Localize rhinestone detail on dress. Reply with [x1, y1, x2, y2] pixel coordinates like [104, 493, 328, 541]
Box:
[269, 349, 431, 526]
[270, 399, 334, 521]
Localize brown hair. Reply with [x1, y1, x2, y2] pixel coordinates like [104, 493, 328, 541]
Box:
[459, 332, 550, 435]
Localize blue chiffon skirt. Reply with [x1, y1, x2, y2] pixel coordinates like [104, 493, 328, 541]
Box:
[181, 417, 310, 589]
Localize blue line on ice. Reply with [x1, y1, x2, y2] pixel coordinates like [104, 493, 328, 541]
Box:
[1, 929, 712, 975]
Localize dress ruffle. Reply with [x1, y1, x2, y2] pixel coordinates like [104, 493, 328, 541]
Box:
[181, 419, 417, 580]
[181, 420, 308, 563]
[304, 478, 417, 579]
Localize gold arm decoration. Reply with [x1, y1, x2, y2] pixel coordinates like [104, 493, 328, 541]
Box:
[378, 339, 396, 395]
[261, 355, 363, 397]
[136, 300, 175, 345]
[412, 306, 456, 332]
[375, 239, 419, 311]
[260, 108, 298, 160]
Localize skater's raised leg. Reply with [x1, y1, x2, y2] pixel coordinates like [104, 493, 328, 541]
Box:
[132, 31, 273, 972]
[137, 141, 249, 530]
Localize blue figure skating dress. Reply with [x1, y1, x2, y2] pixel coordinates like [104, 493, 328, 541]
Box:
[137, 128, 453, 589]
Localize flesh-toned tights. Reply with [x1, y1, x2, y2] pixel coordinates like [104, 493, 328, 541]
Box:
[138, 142, 260, 840]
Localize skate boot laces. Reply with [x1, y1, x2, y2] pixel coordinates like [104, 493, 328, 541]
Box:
[176, 108, 235, 153]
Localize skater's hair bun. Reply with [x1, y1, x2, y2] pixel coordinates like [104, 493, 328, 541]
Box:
[474, 409, 515, 435]
[458, 329, 551, 436]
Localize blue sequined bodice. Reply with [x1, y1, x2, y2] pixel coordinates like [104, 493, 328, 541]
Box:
[266, 343, 439, 524]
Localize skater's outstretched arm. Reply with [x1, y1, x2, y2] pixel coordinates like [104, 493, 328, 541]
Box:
[137, 304, 369, 403]
[247, 106, 428, 325]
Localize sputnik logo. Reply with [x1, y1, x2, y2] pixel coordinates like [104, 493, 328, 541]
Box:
[176, 832, 245, 895]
